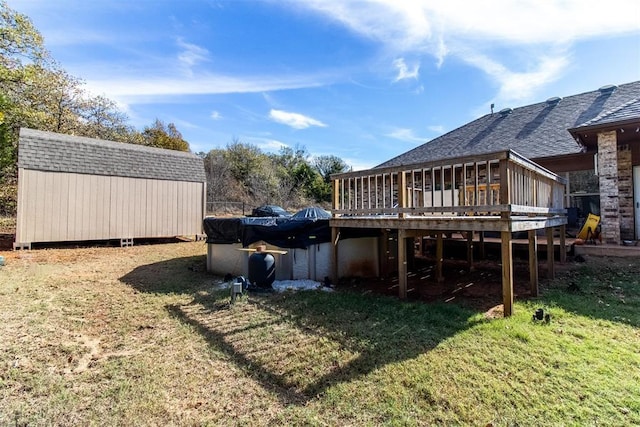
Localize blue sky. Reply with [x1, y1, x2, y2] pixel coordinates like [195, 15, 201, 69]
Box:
[12, 0, 640, 170]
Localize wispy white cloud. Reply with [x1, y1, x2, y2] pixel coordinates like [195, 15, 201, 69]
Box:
[210, 111, 222, 120]
[463, 50, 570, 103]
[245, 137, 288, 153]
[295, 0, 640, 99]
[340, 156, 375, 172]
[386, 127, 426, 143]
[176, 38, 210, 70]
[258, 139, 288, 152]
[427, 125, 444, 134]
[392, 58, 420, 82]
[269, 109, 327, 129]
[85, 73, 331, 103]
[299, 0, 639, 48]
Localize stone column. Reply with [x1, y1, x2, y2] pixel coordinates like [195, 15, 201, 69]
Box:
[597, 130, 620, 244]
[617, 147, 634, 240]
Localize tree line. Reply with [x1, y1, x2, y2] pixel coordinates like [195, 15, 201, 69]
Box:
[0, 1, 350, 217]
[200, 142, 349, 210]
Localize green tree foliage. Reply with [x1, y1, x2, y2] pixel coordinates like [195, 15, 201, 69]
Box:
[310, 154, 350, 202]
[203, 140, 350, 209]
[313, 154, 350, 182]
[0, 0, 47, 185]
[269, 145, 319, 203]
[141, 119, 189, 151]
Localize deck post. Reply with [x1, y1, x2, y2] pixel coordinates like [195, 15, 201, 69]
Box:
[466, 231, 474, 271]
[399, 171, 407, 218]
[501, 230, 514, 317]
[546, 227, 555, 279]
[398, 228, 408, 299]
[559, 224, 567, 263]
[436, 232, 444, 282]
[331, 227, 340, 283]
[528, 229, 539, 297]
[478, 231, 485, 260]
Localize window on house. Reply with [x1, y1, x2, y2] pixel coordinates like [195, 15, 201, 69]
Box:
[567, 170, 600, 227]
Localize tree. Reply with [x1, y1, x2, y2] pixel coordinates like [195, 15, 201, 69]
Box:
[311, 155, 350, 202]
[0, 1, 51, 184]
[204, 148, 244, 202]
[141, 119, 189, 151]
[77, 94, 134, 142]
[224, 139, 266, 184]
[268, 144, 318, 205]
[0, 1, 49, 70]
[313, 154, 350, 182]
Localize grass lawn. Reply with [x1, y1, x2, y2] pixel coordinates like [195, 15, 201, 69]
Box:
[1, 242, 638, 426]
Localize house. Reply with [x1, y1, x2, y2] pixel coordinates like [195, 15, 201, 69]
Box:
[14, 128, 206, 249]
[377, 81, 640, 244]
[204, 81, 639, 317]
[328, 81, 640, 316]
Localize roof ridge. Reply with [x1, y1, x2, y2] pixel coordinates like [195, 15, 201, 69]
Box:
[485, 80, 640, 116]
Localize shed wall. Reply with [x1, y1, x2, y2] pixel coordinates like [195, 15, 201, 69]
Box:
[15, 169, 205, 244]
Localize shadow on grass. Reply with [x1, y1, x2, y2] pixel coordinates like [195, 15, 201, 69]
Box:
[119, 254, 639, 406]
[540, 258, 640, 327]
[119, 255, 213, 294]
[120, 256, 483, 403]
[164, 288, 482, 404]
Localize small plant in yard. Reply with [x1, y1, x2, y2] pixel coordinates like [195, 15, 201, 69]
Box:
[0, 245, 638, 426]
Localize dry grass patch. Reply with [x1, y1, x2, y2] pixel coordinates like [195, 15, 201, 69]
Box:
[1, 242, 288, 425]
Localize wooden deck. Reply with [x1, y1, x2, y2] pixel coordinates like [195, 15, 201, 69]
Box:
[329, 150, 568, 317]
[330, 213, 567, 232]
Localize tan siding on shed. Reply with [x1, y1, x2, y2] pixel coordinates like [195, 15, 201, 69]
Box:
[15, 169, 204, 245]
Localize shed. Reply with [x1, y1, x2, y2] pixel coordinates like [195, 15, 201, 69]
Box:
[14, 128, 206, 249]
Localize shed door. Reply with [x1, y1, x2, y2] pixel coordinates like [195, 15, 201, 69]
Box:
[634, 166, 640, 239]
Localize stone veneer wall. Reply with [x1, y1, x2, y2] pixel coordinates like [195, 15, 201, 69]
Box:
[617, 146, 634, 240]
[597, 131, 620, 244]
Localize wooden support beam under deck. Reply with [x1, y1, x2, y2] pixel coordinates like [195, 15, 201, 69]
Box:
[466, 231, 474, 272]
[501, 231, 514, 317]
[331, 227, 340, 283]
[546, 227, 555, 279]
[398, 228, 408, 299]
[528, 229, 539, 297]
[559, 224, 567, 263]
[436, 232, 444, 283]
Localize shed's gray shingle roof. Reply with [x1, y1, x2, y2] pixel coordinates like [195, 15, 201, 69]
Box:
[377, 81, 640, 168]
[18, 128, 206, 183]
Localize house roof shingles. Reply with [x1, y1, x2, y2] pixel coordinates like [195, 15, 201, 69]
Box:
[18, 128, 206, 183]
[572, 98, 640, 130]
[377, 81, 640, 168]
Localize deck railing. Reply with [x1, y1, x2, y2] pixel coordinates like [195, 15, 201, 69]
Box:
[331, 150, 566, 218]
